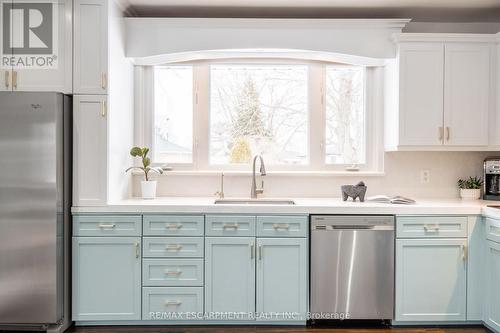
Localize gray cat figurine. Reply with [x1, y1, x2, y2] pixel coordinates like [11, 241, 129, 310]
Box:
[341, 181, 367, 202]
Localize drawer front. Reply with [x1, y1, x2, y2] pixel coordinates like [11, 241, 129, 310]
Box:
[143, 237, 204, 258]
[486, 218, 500, 243]
[143, 259, 204, 287]
[206, 215, 256, 236]
[73, 215, 142, 236]
[143, 215, 204, 236]
[397, 216, 467, 238]
[256, 215, 308, 237]
[142, 287, 203, 320]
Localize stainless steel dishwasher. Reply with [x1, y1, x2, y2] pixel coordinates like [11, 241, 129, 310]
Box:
[310, 215, 395, 320]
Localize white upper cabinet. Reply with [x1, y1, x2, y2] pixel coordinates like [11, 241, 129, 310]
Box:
[387, 35, 496, 150]
[398, 43, 445, 146]
[2, 0, 72, 93]
[73, 0, 108, 94]
[73, 95, 108, 206]
[444, 43, 491, 146]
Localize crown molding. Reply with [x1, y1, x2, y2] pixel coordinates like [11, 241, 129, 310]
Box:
[393, 32, 499, 43]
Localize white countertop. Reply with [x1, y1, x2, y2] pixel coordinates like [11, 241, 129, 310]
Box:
[71, 197, 499, 216]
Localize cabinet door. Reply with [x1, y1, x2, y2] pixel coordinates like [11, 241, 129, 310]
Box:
[485, 241, 500, 332]
[73, 95, 107, 206]
[444, 43, 490, 146]
[72, 237, 141, 321]
[13, 0, 72, 93]
[73, 0, 107, 94]
[256, 238, 307, 321]
[399, 43, 444, 146]
[205, 237, 255, 319]
[395, 239, 467, 321]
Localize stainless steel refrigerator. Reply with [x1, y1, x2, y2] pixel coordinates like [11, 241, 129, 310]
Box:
[0, 92, 71, 332]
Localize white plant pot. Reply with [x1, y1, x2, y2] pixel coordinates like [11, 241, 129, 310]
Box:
[459, 188, 481, 200]
[141, 180, 157, 199]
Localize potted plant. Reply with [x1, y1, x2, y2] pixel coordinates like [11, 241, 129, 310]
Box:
[457, 176, 483, 200]
[126, 147, 163, 199]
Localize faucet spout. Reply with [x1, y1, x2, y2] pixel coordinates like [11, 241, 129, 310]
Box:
[251, 155, 266, 198]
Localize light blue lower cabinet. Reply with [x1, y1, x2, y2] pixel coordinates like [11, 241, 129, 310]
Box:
[204, 237, 256, 320]
[142, 287, 204, 321]
[395, 238, 467, 322]
[485, 240, 500, 332]
[256, 238, 307, 321]
[142, 258, 204, 287]
[72, 237, 142, 321]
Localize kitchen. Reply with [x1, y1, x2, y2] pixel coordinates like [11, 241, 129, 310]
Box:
[0, 0, 500, 332]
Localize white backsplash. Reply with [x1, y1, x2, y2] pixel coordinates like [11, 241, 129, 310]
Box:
[131, 152, 491, 199]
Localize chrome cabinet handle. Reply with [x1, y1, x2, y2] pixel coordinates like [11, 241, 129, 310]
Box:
[165, 244, 183, 251]
[223, 223, 239, 229]
[446, 127, 450, 141]
[165, 223, 183, 229]
[98, 223, 116, 229]
[250, 243, 255, 260]
[4, 70, 9, 88]
[423, 224, 439, 232]
[462, 244, 467, 261]
[135, 242, 140, 258]
[258, 244, 262, 260]
[164, 300, 182, 306]
[101, 72, 107, 90]
[101, 101, 107, 117]
[12, 70, 17, 89]
[438, 127, 444, 142]
[164, 270, 182, 276]
[273, 223, 290, 230]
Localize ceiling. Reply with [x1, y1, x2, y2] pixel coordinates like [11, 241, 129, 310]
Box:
[120, 0, 500, 22]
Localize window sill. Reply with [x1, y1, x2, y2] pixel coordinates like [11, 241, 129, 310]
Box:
[132, 170, 385, 177]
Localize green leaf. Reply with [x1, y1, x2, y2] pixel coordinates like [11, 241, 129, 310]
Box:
[142, 147, 150, 158]
[143, 157, 151, 168]
[130, 146, 143, 157]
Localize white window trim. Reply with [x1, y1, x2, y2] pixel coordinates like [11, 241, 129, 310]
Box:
[135, 59, 384, 174]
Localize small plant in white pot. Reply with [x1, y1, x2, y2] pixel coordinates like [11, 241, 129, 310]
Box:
[457, 177, 483, 200]
[126, 147, 163, 199]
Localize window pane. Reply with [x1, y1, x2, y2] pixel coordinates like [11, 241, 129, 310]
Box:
[325, 66, 365, 165]
[154, 66, 193, 163]
[210, 65, 308, 165]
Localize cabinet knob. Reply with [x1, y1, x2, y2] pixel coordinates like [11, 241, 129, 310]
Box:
[272, 223, 290, 230]
[165, 244, 183, 251]
[101, 101, 107, 117]
[4, 70, 9, 89]
[222, 223, 239, 229]
[446, 127, 450, 141]
[101, 72, 107, 90]
[12, 70, 17, 90]
[164, 300, 182, 306]
[165, 223, 183, 229]
[438, 127, 444, 142]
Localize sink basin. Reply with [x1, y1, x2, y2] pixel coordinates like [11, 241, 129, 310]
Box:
[214, 199, 296, 205]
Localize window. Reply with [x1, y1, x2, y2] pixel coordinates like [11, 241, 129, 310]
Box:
[325, 66, 365, 165]
[210, 65, 308, 165]
[153, 66, 193, 163]
[139, 58, 381, 172]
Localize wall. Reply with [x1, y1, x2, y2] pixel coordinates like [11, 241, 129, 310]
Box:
[131, 152, 491, 199]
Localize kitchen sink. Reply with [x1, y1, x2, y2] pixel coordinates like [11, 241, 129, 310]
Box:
[214, 199, 296, 205]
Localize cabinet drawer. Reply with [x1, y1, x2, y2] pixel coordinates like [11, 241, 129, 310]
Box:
[257, 215, 308, 237]
[142, 287, 203, 320]
[397, 216, 467, 238]
[143, 237, 204, 258]
[206, 215, 256, 236]
[73, 215, 142, 236]
[143, 259, 203, 287]
[143, 215, 204, 236]
[486, 218, 500, 243]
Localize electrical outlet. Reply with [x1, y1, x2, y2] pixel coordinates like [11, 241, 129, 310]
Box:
[420, 170, 430, 184]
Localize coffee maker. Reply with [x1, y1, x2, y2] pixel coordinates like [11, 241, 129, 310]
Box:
[484, 158, 500, 200]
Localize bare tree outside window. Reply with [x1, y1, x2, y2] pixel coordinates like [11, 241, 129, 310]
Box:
[325, 66, 365, 165]
[210, 65, 308, 165]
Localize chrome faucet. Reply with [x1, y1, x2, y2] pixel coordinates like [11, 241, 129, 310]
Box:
[251, 155, 266, 199]
[214, 172, 225, 199]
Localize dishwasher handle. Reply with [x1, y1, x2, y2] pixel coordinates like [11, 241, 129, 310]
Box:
[313, 224, 394, 231]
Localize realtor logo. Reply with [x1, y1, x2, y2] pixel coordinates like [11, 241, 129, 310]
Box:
[1, 0, 58, 69]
